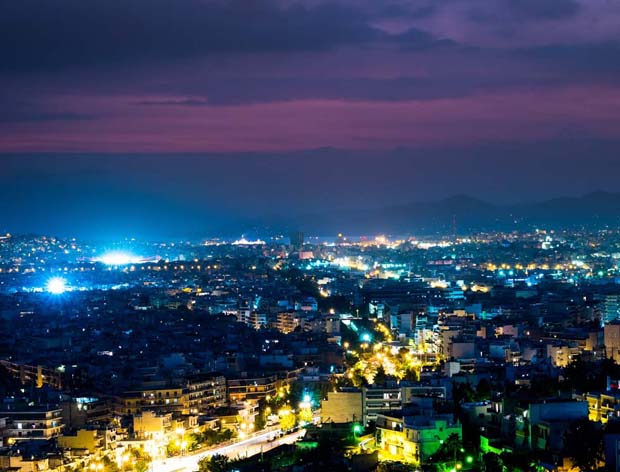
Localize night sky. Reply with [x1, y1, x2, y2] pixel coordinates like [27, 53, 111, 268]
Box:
[1, 0, 620, 238]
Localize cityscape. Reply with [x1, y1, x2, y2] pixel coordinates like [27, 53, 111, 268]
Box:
[2, 230, 620, 471]
[3, 0, 620, 471]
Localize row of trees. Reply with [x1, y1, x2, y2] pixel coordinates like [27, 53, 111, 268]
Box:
[166, 428, 235, 457]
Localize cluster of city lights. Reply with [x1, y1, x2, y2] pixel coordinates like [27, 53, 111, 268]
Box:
[46, 277, 68, 294]
[94, 251, 143, 266]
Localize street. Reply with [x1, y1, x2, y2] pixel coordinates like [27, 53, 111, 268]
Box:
[152, 428, 307, 472]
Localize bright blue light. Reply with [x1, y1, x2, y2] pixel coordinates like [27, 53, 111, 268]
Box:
[361, 333, 371, 342]
[96, 251, 139, 265]
[46, 277, 67, 294]
[303, 394, 311, 403]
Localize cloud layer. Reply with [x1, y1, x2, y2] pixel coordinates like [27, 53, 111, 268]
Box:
[1, 0, 620, 153]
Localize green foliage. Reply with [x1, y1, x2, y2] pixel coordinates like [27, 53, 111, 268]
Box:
[498, 450, 540, 472]
[198, 454, 230, 472]
[402, 367, 419, 382]
[299, 432, 348, 472]
[429, 433, 463, 463]
[127, 447, 151, 472]
[280, 411, 297, 431]
[166, 440, 180, 457]
[298, 407, 313, 424]
[190, 428, 235, 449]
[255, 408, 267, 431]
[101, 456, 120, 472]
[482, 453, 504, 472]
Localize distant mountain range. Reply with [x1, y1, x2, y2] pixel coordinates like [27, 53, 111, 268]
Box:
[267, 192, 620, 235]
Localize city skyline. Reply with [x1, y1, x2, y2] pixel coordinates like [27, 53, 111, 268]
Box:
[3, 150, 620, 239]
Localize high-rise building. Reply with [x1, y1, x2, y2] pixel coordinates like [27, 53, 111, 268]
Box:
[604, 295, 620, 324]
[289, 231, 304, 250]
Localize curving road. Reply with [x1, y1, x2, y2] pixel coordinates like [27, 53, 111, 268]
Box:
[152, 428, 306, 472]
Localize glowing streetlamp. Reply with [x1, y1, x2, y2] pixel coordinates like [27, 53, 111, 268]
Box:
[46, 277, 67, 294]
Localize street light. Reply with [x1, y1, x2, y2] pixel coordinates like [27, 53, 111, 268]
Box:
[117, 453, 130, 467]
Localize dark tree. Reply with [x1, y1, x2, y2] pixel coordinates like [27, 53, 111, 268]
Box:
[563, 418, 603, 472]
[198, 454, 230, 472]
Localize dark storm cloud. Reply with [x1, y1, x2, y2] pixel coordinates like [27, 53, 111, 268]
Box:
[507, 0, 580, 19]
[0, 0, 380, 73]
[374, 2, 436, 19]
[468, 0, 580, 23]
[516, 41, 620, 75]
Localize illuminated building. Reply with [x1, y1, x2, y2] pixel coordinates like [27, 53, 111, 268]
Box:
[119, 387, 188, 415]
[606, 323, 620, 363]
[545, 342, 580, 368]
[0, 360, 63, 389]
[0, 418, 6, 447]
[58, 429, 111, 454]
[133, 411, 172, 440]
[185, 373, 227, 414]
[321, 390, 362, 424]
[376, 412, 462, 465]
[586, 391, 620, 424]
[0, 406, 64, 442]
[276, 311, 300, 334]
[60, 396, 113, 428]
[605, 295, 620, 324]
[362, 386, 403, 424]
[227, 370, 300, 403]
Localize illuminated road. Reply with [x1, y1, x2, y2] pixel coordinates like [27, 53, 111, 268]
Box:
[152, 429, 306, 472]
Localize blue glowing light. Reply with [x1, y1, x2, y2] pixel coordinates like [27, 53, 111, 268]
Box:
[96, 252, 140, 266]
[361, 333, 371, 342]
[46, 277, 67, 294]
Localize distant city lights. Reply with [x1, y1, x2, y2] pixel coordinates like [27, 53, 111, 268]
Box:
[95, 251, 142, 266]
[46, 277, 67, 294]
[232, 237, 266, 246]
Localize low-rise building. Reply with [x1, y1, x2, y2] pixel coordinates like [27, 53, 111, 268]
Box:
[133, 411, 172, 440]
[321, 390, 362, 424]
[586, 390, 620, 424]
[58, 428, 115, 454]
[376, 412, 462, 465]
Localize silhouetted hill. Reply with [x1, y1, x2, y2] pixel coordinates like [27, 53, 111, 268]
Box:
[273, 192, 620, 235]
